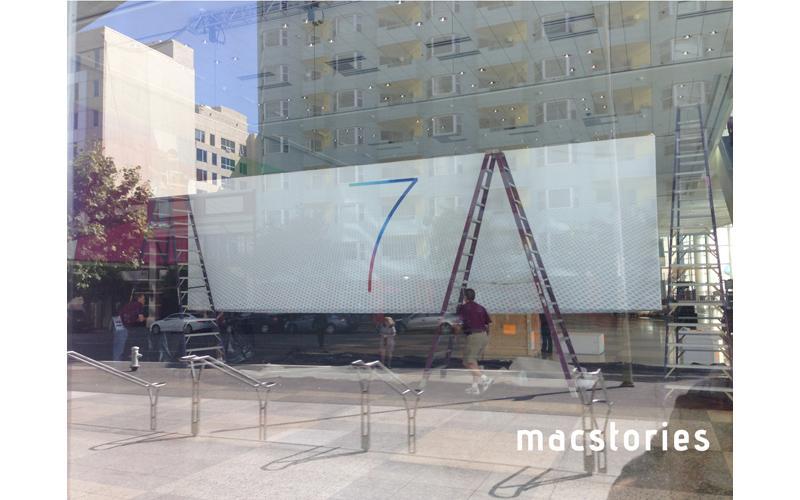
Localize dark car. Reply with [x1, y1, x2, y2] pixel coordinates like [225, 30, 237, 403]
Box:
[224, 312, 284, 334]
[283, 314, 350, 334]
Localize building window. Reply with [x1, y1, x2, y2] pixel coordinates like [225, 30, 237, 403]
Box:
[429, 35, 459, 57]
[239, 162, 248, 175]
[93, 80, 100, 97]
[265, 64, 289, 85]
[335, 89, 364, 111]
[542, 57, 571, 80]
[264, 28, 288, 47]
[335, 127, 364, 147]
[195, 129, 205, 143]
[334, 52, 364, 72]
[73, 82, 79, 101]
[93, 48, 102, 67]
[221, 138, 235, 153]
[544, 99, 574, 122]
[545, 144, 573, 166]
[73, 112, 78, 130]
[196, 148, 208, 162]
[210, 134, 216, 146]
[266, 136, 289, 153]
[212, 172, 218, 185]
[265, 100, 289, 121]
[431, 74, 460, 96]
[221, 157, 236, 170]
[333, 14, 362, 38]
[431, 114, 461, 136]
[239, 144, 247, 157]
[212, 152, 218, 165]
[196, 169, 208, 182]
[92, 110, 99, 127]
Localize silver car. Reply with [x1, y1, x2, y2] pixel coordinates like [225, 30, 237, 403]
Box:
[150, 313, 217, 334]
[395, 313, 461, 334]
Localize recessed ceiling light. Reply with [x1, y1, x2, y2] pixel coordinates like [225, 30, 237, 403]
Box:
[400, 94, 405, 98]
[459, 71, 465, 75]
[510, 106, 515, 110]
[683, 34, 691, 39]
[680, 84, 685, 88]
[710, 30, 718, 35]
[304, 18, 309, 24]
[385, 83, 391, 87]
[516, 116, 520, 120]
[493, 109, 498, 113]
[591, 64, 597, 69]
[479, 67, 486, 72]
[706, 48, 714, 52]
[303, 96, 307, 99]
[678, 95, 684, 99]
[501, 118, 505, 121]
[202, 39, 207, 44]
[328, 39, 334, 43]
[306, 108, 310, 112]
[489, 81, 495, 85]
[682, 51, 689, 55]
[215, 59, 220, 64]
[415, 21, 423, 27]
[439, 16, 447, 22]
[581, 97, 586, 101]
[586, 49, 593, 54]
[471, 84, 476, 88]
[564, 53, 570, 58]
[308, 42, 314, 47]
[368, 85, 373, 89]
[232, 56, 238, 61]
[569, 68, 574, 73]
[602, 105, 607, 109]
[600, 95, 604, 99]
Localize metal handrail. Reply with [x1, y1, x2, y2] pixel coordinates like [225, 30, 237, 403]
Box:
[180, 355, 277, 440]
[67, 350, 165, 430]
[351, 360, 423, 454]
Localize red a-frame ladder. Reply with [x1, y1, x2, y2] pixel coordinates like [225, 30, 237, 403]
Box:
[422, 151, 583, 386]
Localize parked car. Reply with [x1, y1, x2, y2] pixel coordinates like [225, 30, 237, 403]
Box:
[224, 312, 283, 334]
[283, 314, 350, 334]
[150, 313, 217, 334]
[395, 313, 461, 334]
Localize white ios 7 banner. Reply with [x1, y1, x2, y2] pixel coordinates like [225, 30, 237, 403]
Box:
[188, 136, 661, 313]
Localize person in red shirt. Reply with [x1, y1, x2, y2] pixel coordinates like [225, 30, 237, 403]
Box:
[456, 288, 494, 395]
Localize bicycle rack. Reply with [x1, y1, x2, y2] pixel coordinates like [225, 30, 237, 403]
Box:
[181, 355, 277, 440]
[351, 360, 424, 454]
[67, 350, 166, 431]
[573, 368, 613, 473]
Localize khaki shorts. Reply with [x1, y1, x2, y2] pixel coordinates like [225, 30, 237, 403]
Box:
[463, 331, 489, 364]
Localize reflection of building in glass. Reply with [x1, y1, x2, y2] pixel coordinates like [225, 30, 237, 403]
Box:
[255, 1, 733, 231]
[70, 27, 197, 197]
[194, 105, 256, 192]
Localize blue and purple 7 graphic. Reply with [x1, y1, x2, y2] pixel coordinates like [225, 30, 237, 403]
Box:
[349, 177, 418, 292]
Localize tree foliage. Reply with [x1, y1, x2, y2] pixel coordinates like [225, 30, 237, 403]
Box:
[69, 143, 152, 291]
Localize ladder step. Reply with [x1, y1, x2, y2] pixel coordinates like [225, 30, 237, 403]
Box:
[667, 281, 722, 287]
[666, 343, 727, 351]
[676, 152, 705, 158]
[680, 119, 701, 125]
[678, 160, 706, 166]
[670, 300, 725, 306]
[674, 171, 706, 177]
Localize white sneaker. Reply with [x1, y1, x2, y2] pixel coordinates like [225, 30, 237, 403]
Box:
[480, 377, 494, 393]
[465, 385, 481, 395]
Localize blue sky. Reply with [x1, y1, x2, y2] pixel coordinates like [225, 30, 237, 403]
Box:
[85, 1, 259, 132]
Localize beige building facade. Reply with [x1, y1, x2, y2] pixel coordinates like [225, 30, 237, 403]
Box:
[70, 26, 196, 197]
[193, 105, 253, 191]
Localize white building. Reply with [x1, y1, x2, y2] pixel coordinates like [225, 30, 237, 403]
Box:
[70, 26, 197, 198]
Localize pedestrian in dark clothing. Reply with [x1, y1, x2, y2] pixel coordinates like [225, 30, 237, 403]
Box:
[539, 313, 553, 359]
[456, 288, 494, 395]
[116, 294, 145, 361]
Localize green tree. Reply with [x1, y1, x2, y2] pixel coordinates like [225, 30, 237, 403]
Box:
[68, 143, 152, 292]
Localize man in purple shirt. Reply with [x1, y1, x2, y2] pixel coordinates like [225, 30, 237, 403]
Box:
[456, 288, 494, 395]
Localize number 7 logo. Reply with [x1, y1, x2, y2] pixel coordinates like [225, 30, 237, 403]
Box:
[350, 177, 418, 292]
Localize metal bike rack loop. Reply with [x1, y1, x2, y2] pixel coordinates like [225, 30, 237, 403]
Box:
[67, 350, 166, 431]
[351, 360, 424, 454]
[181, 355, 276, 440]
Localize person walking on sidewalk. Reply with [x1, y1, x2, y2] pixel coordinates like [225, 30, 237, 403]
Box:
[539, 313, 553, 359]
[116, 294, 145, 361]
[456, 288, 494, 395]
[377, 316, 397, 368]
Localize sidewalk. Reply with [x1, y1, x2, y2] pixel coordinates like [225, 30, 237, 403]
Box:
[68, 362, 732, 499]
